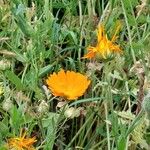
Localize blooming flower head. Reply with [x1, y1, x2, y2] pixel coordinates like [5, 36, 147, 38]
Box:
[46, 69, 91, 100]
[7, 130, 36, 150]
[83, 24, 122, 59]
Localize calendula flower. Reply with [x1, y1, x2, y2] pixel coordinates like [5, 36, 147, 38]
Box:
[46, 69, 91, 100]
[83, 24, 122, 59]
[7, 130, 36, 150]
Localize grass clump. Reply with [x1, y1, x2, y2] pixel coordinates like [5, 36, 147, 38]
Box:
[0, 0, 150, 149]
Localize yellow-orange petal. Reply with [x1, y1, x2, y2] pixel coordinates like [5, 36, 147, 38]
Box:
[82, 46, 97, 59]
[84, 23, 122, 60]
[82, 51, 96, 59]
[97, 25, 104, 42]
[7, 131, 36, 150]
[46, 69, 91, 100]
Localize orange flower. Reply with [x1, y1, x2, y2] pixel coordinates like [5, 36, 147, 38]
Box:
[7, 130, 36, 150]
[83, 24, 122, 59]
[46, 69, 91, 100]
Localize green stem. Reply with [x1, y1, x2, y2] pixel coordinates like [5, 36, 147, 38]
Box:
[66, 113, 94, 149]
[104, 102, 111, 150]
[121, 0, 136, 63]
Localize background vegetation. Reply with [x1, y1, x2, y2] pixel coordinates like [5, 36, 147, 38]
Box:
[0, 0, 150, 149]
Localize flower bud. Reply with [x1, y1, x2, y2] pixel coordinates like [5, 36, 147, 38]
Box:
[64, 107, 86, 119]
[130, 60, 144, 75]
[64, 107, 76, 119]
[0, 59, 11, 70]
[2, 98, 13, 111]
[37, 100, 49, 115]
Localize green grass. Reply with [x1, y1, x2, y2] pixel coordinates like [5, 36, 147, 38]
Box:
[0, 0, 150, 149]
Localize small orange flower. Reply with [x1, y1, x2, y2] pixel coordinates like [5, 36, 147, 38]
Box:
[7, 130, 36, 150]
[83, 24, 122, 59]
[46, 69, 91, 100]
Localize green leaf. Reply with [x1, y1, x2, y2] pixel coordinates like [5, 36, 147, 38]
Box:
[0, 146, 7, 150]
[0, 122, 9, 137]
[69, 97, 102, 107]
[9, 106, 24, 132]
[42, 113, 59, 150]
[42, 112, 59, 128]
[117, 136, 127, 150]
[5, 70, 24, 90]
[15, 52, 28, 63]
[11, 5, 34, 37]
[38, 64, 53, 77]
